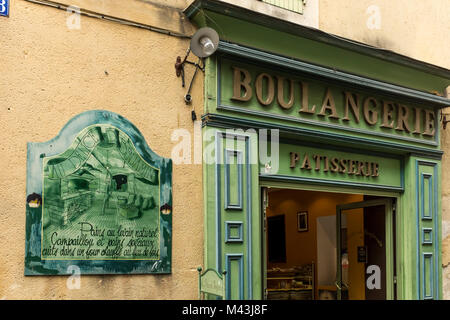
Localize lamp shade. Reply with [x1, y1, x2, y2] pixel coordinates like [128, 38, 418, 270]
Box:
[190, 27, 219, 58]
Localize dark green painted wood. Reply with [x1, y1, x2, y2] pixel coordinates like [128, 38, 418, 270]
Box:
[192, 0, 445, 301]
[217, 44, 450, 108]
[202, 128, 262, 299]
[217, 55, 441, 151]
[262, 141, 403, 189]
[415, 160, 441, 299]
[201, 113, 443, 160]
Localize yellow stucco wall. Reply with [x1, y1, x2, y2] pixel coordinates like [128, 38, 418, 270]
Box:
[0, 0, 204, 299]
[319, 0, 450, 299]
[318, 0, 450, 69]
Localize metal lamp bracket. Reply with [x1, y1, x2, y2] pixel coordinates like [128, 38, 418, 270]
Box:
[175, 49, 205, 104]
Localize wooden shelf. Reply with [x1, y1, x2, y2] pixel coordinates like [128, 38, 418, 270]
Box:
[267, 263, 315, 300]
[317, 285, 337, 291]
[268, 287, 312, 292]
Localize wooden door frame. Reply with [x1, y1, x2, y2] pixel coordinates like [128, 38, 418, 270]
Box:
[336, 198, 395, 300]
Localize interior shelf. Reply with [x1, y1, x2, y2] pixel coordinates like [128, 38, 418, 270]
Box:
[266, 262, 315, 300]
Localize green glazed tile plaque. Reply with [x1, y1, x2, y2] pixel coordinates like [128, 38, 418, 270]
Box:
[25, 110, 172, 275]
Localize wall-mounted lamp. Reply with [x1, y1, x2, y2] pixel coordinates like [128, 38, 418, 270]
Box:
[175, 27, 219, 120]
[160, 203, 172, 215]
[27, 192, 42, 208]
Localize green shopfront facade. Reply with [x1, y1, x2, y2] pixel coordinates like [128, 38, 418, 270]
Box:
[186, 0, 450, 300]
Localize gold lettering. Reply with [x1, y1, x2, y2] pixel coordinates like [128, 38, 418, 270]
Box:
[348, 160, 355, 175]
[330, 157, 339, 172]
[299, 81, 316, 114]
[372, 163, 379, 177]
[365, 162, 372, 177]
[289, 152, 380, 178]
[290, 152, 299, 168]
[339, 159, 347, 174]
[413, 107, 422, 135]
[356, 161, 365, 176]
[423, 109, 436, 137]
[363, 97, 378, 125]
[396, 104, 412, 132]
[231, 67, 252, 102]
[255, 73, 275, 106]
[323, 156, 329, 172]
[343, 92, 360, 123]
[230, 66, 432, 144]
[301, 154, 312, 170]
[381, 101, 395, 128]
[277, 76, 295, 109]
[318, 88, 340, 119]
[313, 155, 321, 171]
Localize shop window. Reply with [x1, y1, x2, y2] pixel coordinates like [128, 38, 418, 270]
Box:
[260, 0, 305, 14]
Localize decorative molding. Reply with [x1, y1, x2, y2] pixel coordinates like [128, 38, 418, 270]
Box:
[225, 221, 244, 243]
[415, 160, 439, 300]
[216, 104, 438, 147]
[215, 131, 253, 299]
[202, 113, 444, 160]
[217, 41, 450, 109]
[422, 252, 434, 300]
[225, 253, 244, 299]
[214, 131, 222, 272]
[224, 149, 243, 210]
[420, 173, 433, 220]
[259, 174, 404, 193]
[422, 228, 433, 245]
[278, 136, 404, 160]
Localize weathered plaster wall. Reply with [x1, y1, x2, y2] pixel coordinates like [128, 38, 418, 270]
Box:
[52, 0, 196, 35]
[0, 0, 203, 299]
[319, 0, 450, 299]
[319, 0, 450, 69]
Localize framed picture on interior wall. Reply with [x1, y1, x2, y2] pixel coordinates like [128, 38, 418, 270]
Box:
[297, 211, 308, 232]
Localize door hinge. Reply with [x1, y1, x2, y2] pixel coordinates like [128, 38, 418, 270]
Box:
[393, 276, 397, 284]
[263, 190, 269, 210]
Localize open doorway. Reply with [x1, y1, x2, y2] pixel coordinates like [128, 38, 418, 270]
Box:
[264, 188, 396, 300]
